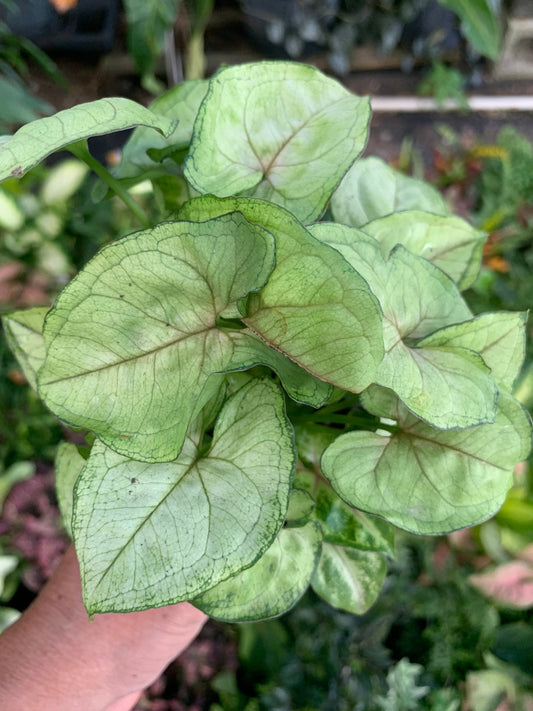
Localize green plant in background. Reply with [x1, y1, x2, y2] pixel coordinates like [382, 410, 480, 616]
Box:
[0, 153, 143, 480]
[124, 0, 213, 92]
[418, 60, 469, 109]
[374, 659, 430, 711]
[437, 0, 502, 61]
[403, 119, 533, 711]
[0, 160, 89, 283]
[241, 0, 502, 77]
[0, 62, 530, 626]
[476, 127, 533, 232]
[185, 0, 214, 80]
[433, 124, 533, 365]
[124, 0, 183, 93]
[215, 527, 533, 710]
[0, 1, 65, 132]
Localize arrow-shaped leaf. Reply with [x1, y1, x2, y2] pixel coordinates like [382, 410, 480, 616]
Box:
[38, 214, 275, 462]
[331, 156, 448, 227]
[184, 62, 371, 222]
[179, 196, 384, 393]
[322, 388, 532, 534]
[438, 0, 501, 60]
[193, 521, 322, 622]
[73, 378, 295, 614]
[418, 311, 527, 391]
[309, 222, 496, 429]
[363, 210, 485, 289]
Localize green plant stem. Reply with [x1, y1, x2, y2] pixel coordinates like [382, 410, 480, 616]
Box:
[295, 412, 396, 433]
[68, 140, 151, 228]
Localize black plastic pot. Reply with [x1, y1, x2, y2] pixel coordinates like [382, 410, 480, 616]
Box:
[1, 0, 119, 53]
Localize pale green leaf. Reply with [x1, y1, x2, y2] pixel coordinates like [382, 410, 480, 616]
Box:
[225, 329, 332, 407]
[184, 62, 371, 222]
[286, 487, 316, 525]
[193, 521, 322, 622]
[73, 378, 295, 613]
[191, 377, 227, 440]
[178, 196, 384, 393]
[331, 157, 448, 227]
[2, 307, 48, 391]
[309, 223, 496, 429]
[117, 80, 209, 179]
[0, 189, 24, 230]
[322, 389, 532, 534]
[375, 338, 497, 429]
[311, 543, 387, 614]
[294, 425, 339, 470]
[38, 214, 275, 462]
[224, 371, 257, 397]
[0, 98, 177, 182]
[295, 469, 395, 554]
[41, 159, 89, 205]
[0, 555, 18, 598]
[465, 670, 517, 711]
[363, 210, 486, 289]
[418, 311, 527, 391]
[55, 442, 86, 539]
[437, 0, 501, 60]
[0, 607, 20, 633]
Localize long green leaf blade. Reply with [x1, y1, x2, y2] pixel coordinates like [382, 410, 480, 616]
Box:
[124, 0, 182, 79]
[438, 0, 501, 60]
[0, 98, 177, 182]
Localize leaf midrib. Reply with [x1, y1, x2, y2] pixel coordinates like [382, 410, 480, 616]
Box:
[247, 95, 352, 185]
[41, 322, 220, 386]
[86, 452, 258, 596]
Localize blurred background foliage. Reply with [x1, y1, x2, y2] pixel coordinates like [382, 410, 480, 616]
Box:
[1, 1, 532, 709]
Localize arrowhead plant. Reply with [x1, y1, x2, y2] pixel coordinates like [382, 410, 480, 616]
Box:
[1, 61, 531, 621]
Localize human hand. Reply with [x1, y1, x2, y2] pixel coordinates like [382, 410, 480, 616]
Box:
[0, 545, 207, 711]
